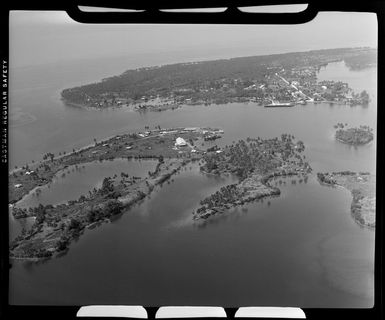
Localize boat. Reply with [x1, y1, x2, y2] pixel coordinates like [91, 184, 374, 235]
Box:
[264, 101, 295, 108]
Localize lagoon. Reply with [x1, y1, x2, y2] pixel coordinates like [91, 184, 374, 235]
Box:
[16, 158, 157, 209]
[9, 58, 376, 307]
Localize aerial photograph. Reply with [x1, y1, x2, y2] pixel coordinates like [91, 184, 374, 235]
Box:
[8, 8, 376, 308]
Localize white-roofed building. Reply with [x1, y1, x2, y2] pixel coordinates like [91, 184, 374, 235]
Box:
[175, 137, 187, 147]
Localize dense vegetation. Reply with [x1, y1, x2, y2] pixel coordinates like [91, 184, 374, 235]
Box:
[193, 135, 310, 220]
[344, 50, 377, 70]
[201, 134, 308, 180]
[335, 125, 374, 145]
[317, 171, 375, 228]
[61, 47, 375, 108]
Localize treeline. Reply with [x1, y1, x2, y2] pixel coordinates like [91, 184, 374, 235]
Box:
[344, 49, 377, 70]
[335, 126, 374, 145]
[202, 134, 307, 179]
[61, 48, 366, 105]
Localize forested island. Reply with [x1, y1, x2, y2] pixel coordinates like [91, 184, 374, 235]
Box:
[193, 135, 311, 220]
[334, 124, 374, 145]
[61, 47, 375, 111]
[317, 171, 375, 228]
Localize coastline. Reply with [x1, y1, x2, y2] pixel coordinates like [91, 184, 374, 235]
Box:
[9, 127, 223, 260]
[193, 168, 308, 221]
[9, 158, 189, 260]
[9, 126, 213, 204]
[335, 130, 374, 146]
[59, 96, 369, 113]
[317, 172, 375, 229]
[193, 135, 311, 220]
[59, 48, 375, 113]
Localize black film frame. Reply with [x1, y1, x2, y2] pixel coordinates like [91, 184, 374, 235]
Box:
[0, 1, 383, 320]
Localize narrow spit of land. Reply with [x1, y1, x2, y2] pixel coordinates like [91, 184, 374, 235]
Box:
[317, 172, 375, 228]
[9, 127, 220, 259]
[9, 127, 220, 205]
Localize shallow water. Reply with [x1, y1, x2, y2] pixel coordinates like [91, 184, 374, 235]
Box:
[16, 158, 157, 209]
[9, 58, 377, 307]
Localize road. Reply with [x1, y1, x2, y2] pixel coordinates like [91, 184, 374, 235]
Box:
[275, 73, 313, 101]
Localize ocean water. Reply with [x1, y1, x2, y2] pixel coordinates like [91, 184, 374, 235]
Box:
[9, 58, 376, 307]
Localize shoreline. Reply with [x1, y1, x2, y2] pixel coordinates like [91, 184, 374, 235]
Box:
[192, 135, 311, 220]
[59, 96, 369, 113]
[334, 127, 374, 146]
[12, 157, 155, 209]
[59, 48, 375, 113]
[9, 126, 217, 204]
[9, 127, 223, 260]
[317, 172, 375, 229]
[10, 158, 190, 260]
[193, 168, 308, 220]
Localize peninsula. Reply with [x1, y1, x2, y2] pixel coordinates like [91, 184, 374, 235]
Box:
[9, 127, 222, 259]
[61, 47, 375, 111]
[317, 172, 375, 228]
[193, 135, 311, 220]
[9, 129, 312, 259]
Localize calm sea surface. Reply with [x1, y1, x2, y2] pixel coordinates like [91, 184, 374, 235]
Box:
[9, 58, 376, 307]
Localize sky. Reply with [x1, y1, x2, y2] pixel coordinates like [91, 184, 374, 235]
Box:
[9, 8, 377, 68]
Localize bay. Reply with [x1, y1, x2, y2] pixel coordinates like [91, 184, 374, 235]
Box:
[9, 57, 376, 308]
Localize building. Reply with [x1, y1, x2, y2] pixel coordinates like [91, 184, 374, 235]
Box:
[175, 137, 187, 147]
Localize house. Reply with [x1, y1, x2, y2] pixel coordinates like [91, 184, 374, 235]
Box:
[175, 137, 187, 147]
[14, 184, 22, 188]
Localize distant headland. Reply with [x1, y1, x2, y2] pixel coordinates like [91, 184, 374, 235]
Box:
[61, 47, 376, 111]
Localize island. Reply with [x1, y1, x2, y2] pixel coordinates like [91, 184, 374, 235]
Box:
[61, 47, 375, 111]
[193, 135, 311, 220]
[317, 172, 375, 228]
[334, 124, 374, 145]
